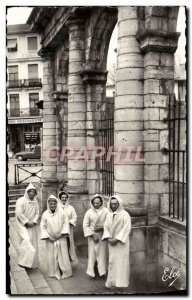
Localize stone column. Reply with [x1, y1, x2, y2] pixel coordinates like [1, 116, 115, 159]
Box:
[115, 7, 144, 206]
[65, 17, 87, 191]
[65, 17, 88, 241]
[52, 91, 68, 188]
[136, 9, 180, 225]
[40, 49, 58, 212]
[81, 70, 108, 197]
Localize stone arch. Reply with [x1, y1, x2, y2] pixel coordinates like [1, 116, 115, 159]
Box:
[85, 7, 117, 71]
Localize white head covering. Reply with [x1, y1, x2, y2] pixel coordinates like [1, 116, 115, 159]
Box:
[24, 183, 37, 201]
[90, 194, 104, 211]
[108, 195, 124, 214]
[47, 194, 59, 213]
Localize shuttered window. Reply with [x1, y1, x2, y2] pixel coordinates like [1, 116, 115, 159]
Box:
[28, 37, 37, 50]
[28, 64, 38, 79]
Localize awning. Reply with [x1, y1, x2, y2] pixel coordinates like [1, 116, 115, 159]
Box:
[7, 39, 17, 49]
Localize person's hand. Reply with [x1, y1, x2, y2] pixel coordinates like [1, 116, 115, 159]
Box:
[108, 238, 118, 245]
[25, 221, 35, 228]
[92, 234, 99, 243]
[48, 237, 55, 243]
[94, 225, 103, 232]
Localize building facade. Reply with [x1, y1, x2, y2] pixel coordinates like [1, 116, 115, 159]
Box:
[27, 6, 187, 291]
[7, 24, 43, 156]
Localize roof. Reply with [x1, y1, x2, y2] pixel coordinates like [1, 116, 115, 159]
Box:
[7, 24, 31, 34]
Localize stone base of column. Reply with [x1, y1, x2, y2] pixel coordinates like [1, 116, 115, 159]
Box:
[41, 178, 58, 213]
[125, 205, 148, 226]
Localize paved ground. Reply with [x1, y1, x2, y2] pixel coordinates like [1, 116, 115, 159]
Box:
[8, 158, 42, 185]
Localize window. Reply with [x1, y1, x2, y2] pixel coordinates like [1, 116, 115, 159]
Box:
[7, 39, 17, 52]
[10, 94, 20, 117]
[28, 64, 38, 79]
[8, 66, 18, 81]
[28, 37, 37, 51]
[29, 93, 39, 116]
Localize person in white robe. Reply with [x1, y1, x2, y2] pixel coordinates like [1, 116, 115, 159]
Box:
[15, 183, 40, 269]
[102, 195, 131, 288]
[58, 191, 78, 265]
[83, 194, 109, 278]
[40, 195, 72, 280]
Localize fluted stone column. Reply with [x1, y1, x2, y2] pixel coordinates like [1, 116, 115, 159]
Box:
[52, 91, 68, 187]
[66, 17, 87, 191]
[115, 7, 144, 206]
[81, 70, 108, 197]
[40, 50, 58, 212]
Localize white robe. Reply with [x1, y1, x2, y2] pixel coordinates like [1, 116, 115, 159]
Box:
[102, 196, 131, 288]
[83, 194, 109, 277]
[15, 183, 39, 268]
[40, 195, 72, 280]
[60, 203, 78, 265]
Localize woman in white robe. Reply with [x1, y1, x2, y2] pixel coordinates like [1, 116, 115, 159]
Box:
[40, 195, 72, 280]
[15, 183, 40, 269]
[58, 191, 78, 265]
[83, 194, 109, 277]
[102, 195, 131, 288]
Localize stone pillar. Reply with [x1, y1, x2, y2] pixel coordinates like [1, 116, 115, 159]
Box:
[52, 91, 68, 188]
[115, 7, 144, 206]
[65, 17, 88, 243]
[40, 49, 58, 212]
[136, 10, 180, 225]
[66, 17, 87, 190]
[81, 70, 108, 197]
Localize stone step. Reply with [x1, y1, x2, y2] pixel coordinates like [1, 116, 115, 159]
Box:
[9, 189, 26, 195]
[8, 205, 15, 212]
[8, 184, 28, 190]
[8, 211, 15, 218]
[9, 194, 23, 200]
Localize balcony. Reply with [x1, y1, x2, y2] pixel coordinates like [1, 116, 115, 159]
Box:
[23, 78, 42, 88]
[7, 80, 22, 89]
[8, 108, 43, 118]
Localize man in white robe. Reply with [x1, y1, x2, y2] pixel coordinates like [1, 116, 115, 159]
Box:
[83, 194, 109, 278]
[58, 191, 78, 265]
[15, 183, 40, 269]
[102, 195, 131, 288]
[40, 195, 72, 280]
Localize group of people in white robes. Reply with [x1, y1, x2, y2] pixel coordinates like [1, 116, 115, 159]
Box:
[15, 183, 131, 288]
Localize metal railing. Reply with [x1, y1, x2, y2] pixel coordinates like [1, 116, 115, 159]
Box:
[7, 80, 22, 88]
[8, 108, 42, 117]
[165, 95, 187, 222]
[99, 108, 114, 196]
[23, 78, 42, 88]
[14, 162, 43, 185]
[7, 78, 42, 89]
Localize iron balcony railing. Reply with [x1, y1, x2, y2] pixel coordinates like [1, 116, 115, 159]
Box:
[23, 78, 42, 88]
[8, 108, 43, 117]
[7, 78, 42, 89]
[7, 80, 22, 88]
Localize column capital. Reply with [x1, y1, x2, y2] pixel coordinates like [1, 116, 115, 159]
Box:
[136, 29, 180, 54]
[52, 90, 68, 102]
[65, 13, 85, 29]
[80, 69, 108, 85]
